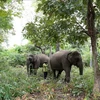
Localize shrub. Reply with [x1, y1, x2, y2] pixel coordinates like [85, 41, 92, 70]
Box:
[71, 67, 94, 97]
[0, 67, 39, 99]
[8, 53, 26, 67]
[0, 50, 9, 70]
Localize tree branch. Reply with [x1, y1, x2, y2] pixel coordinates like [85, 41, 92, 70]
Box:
[35, 45, 45, 54]
[76, 21, 90, 36]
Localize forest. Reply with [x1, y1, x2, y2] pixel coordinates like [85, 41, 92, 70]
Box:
[0, 0, 100, 100]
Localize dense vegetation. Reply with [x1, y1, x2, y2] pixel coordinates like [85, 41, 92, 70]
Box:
[0, 66, 94, 100]
[0, 44, 97, 100]
[0, 0, 100, 99]
[23, 0, 100, 94]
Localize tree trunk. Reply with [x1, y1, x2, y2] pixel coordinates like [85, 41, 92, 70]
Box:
[91, 35, 100, 93]
[87, 0, 100, 93]
[89, 46, 92, 67]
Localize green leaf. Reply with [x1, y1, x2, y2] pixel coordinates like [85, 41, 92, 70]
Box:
[83, 0, 87, 5]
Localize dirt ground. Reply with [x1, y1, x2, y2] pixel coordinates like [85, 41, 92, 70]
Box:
[15, 91, 85, 100]
[15, 81, 93, 100]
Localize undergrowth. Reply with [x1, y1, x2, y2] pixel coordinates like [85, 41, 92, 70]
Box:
[0, 66, 94, 100]
[0, 67, 40, 100]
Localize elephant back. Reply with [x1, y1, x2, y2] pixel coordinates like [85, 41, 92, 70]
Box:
[37, 54, 50, 67]
[50, 50, 70, 59]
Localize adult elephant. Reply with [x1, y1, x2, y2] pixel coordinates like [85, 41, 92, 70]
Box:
[27, 54, 50, 76]
[50, 50, 83, 83]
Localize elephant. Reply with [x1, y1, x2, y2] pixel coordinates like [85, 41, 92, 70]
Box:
[26, 54, 50, 76]
[50, 50, 83, 83]
[26, 54, 36, 76]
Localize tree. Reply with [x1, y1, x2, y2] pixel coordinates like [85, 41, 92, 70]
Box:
[22, 21, 50, 54]
[36, 0, 89, 48]
[87, 0, 100, 93]
[36, 0, 100, 94]
[23, 12, 88, 53]
[0, 0, 23, 44]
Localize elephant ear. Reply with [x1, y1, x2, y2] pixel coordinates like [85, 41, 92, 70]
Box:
[33, 55, 38, 62]
[72, 51, 81, 63]
[67, 52, 73, 63]
[67, 51, 80, 63]
[28, 54, 34, 62]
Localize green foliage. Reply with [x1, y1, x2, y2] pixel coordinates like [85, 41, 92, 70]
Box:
[0, 44, 41, 70]
[0, 9, 12, 30]
[33, 0, 100, 48]
[22, 20, 51, 47]
[97, 53, 100, 70]
[0, 48, 9, 70]
[37, 0, 83, 18]
[71, 68, 93, 97]
[14, 44, 40, 54]
[0, 8, 13, 43]
[0, 67, 40, 99]
[23, 0, 90, 49]
[8, 53, 26, 67]
[0, 0, 23, 44]
[96, 0, 100, 9]
[7, 45, 35, 67]
[0, 43, 94, 99]
[0, 46, 26, 68]
[81, 42, 91, 67]
[38, 67, 94, 99]
[23, 15, 88, 49]
[0, 57, 94, 99]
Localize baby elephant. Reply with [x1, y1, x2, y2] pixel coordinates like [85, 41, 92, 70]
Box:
[26, 54, 50, 76]
[26, 54, 36, 76]
[50, 50, 83, 82]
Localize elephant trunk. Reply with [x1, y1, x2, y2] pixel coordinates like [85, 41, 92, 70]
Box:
[79, 63, 83, 75]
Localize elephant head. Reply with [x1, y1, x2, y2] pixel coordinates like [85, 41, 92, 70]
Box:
[67, 51, 83, 75]
[28, 55, 34, 63]
[32, 55, 40, 69]
[27, 54, 35, 75]
[28, 55, 39, 68]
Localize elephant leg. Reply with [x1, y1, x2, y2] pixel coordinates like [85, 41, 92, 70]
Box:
[53, 69, 56, 79]
[27, 65, 30, 76]
[64, 67, 71, 83]
[65, 73, 70, 83]
[56, 70, 62, 78]
[30, 66, 33, 75]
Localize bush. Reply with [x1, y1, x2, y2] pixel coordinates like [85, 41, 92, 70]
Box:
[0, 67, 40, 99]
[0, 50, 9, 70]
[0, 65, 94, 99]
[8, 53, 26, 67]
[71, 67, 94, 97]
